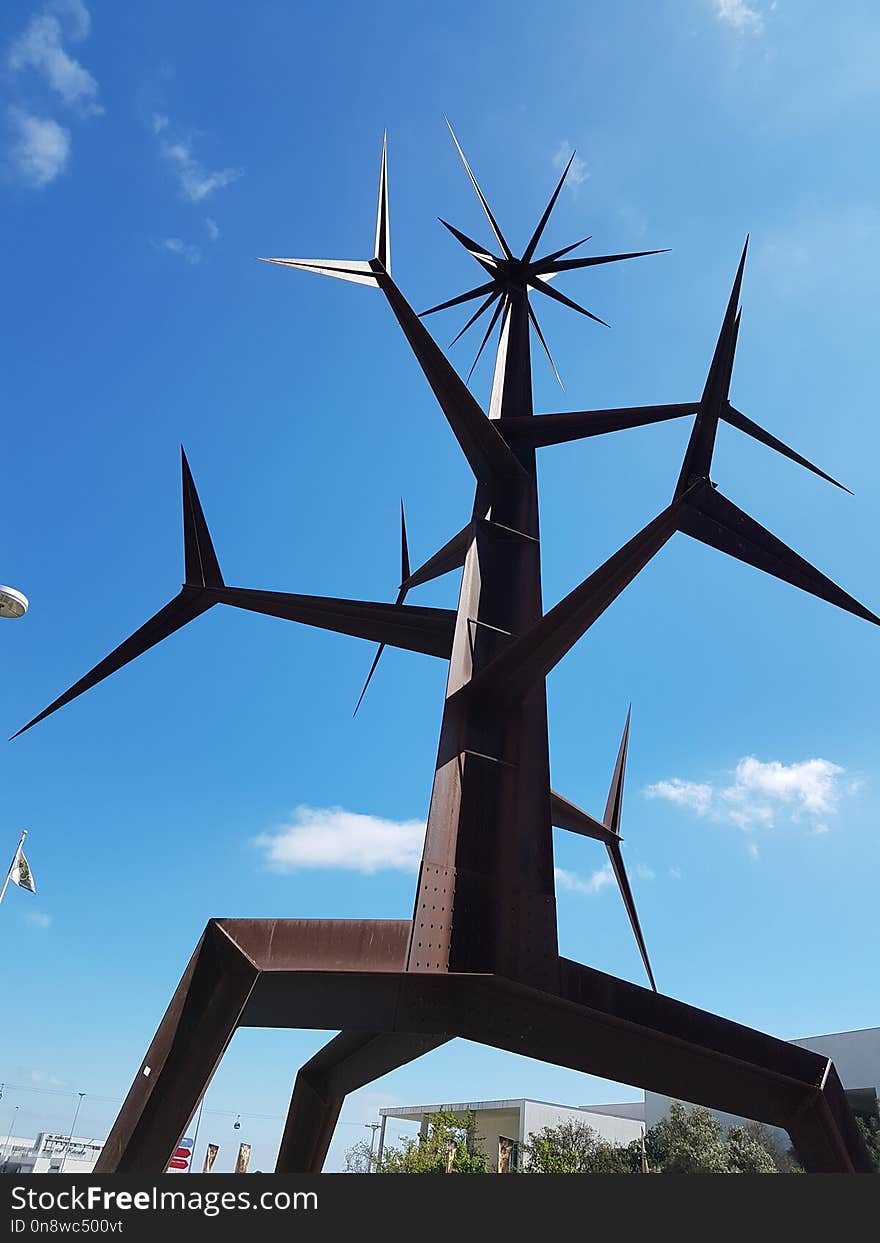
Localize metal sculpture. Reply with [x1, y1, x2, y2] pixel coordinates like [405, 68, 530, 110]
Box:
[16, 128, 876, 1173]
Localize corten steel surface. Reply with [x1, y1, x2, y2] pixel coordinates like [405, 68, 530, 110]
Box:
[18, 129, 876, 1174]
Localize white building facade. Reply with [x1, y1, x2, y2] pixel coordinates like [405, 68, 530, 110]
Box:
[378, 1098, 645, 1171]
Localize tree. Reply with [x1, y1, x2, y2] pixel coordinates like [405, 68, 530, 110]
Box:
[376, 1110, 489, 1174]
[522, 1120, 632, 1173]
[343, 1138, 375, 1173]
[523, 1103, 783, 1174]
[855, 1115, 880, 1172]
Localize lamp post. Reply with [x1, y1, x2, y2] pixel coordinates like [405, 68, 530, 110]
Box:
[364, 1121, 381, 1172]
[59, 1093, 85, 1173]
[2, 1104, 20, 1164]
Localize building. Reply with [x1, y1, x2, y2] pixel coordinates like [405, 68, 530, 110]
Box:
[377, 1098, 645, 1171]
[0, 1132, 103, 1175]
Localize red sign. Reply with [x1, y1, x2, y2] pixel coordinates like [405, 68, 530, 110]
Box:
[168, 1157, 189, 1170]
[173, 1147, 192, 1160]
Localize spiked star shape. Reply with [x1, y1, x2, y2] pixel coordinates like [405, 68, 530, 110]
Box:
[419, 120, 667, 384]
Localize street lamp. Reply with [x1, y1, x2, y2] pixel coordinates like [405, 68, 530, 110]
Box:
[0, 587, 28, 619]
[365, 1121, 381, 1171]
[59, 1094, 85, 1173]
[2, 1104, 20, 1165]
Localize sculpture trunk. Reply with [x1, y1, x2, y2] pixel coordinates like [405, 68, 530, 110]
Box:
[408, 292, 559, 987]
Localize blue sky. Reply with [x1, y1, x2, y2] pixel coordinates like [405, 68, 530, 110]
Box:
[0, 0, 878, 1172]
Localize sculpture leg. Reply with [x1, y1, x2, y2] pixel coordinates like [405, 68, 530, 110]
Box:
[439, 964, 872, 1174]
[95, 922, 259, 1173]
[275, 1031, 450, 1172]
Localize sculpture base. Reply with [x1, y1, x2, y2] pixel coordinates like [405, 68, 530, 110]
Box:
[94, 918, 871, 1174]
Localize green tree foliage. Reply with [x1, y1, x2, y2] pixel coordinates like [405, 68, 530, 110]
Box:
[376, 1110, 489, 1174]
[855, 1115, 880, 1172]
[522, 1120, 633, 1173]
[343, 1138, 375, 1173]
[523, 1102, 783, 1174]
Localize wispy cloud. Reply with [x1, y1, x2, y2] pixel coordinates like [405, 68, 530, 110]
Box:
[552, 140, 588, 190]
[6, 106, 70, 186]
[152, 112, 241, 203]
[28, 1068, 65, 1086]
[255, 806, 425, 874]
[555, 863, 614, 896]
[644, 778, 712, 816]
[7, 1, 102, 117]
[154, 237, 201, 265]
[712, 0, 765, 34]
[205, 216, 219, 241]
[635, 863, 655, 882]
[645, 755, 853, 838]
[23, 909, 51, 929]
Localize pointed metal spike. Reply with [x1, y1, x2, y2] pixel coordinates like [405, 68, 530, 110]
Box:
[373, 130, 391, 274]
[258, 257, 379, 287]
[603, 705, 631, 834]
[353, 643, 386, 718]
[536, 249, 669, 277]
[526, 301, 564, 390]
[467, 294, 507, 382]
[702, 237, 749, 403]
[463, 503, 681, 703]
[534, 236, 592, 267]
[438, 219, 500, 275]
[529, 275, 610, 327]
[209, 586, 456, 656]
[400, 500, 410, 586]
[366, 261, 525, 483]
[522, 151, 576, 263]
[12, 590, 215, 740]
[502, 404, 699, 449]
[404, 521, 472, 591]
[181, 448, 224, 589]
[550, 789, 618, 846]
[444, 118, 514, 259]
[449, 291, 499, 347]
[723, 403, 853, 494]
[419, 279, 498, 319]
[678, 482, 880, 626]
[607, 837, 657, 991]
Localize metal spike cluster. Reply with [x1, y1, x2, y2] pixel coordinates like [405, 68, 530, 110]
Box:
[15, 125, 878, 1003]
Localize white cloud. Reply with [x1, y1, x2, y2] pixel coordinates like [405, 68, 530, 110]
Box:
[668, 866, 683, 880]
[644, 778, 713, 816]
[552, 140, 588, 188]
[7, 107, 70, 186]
[28, 1069, 64, 1085]
[635, 863, 655, 881]
[554, 863, 614, 896]
[155, 237, 201, 265]
[23, 909, 51, 929]
[205, 216, 219, 241]
[51, 0, 91, 41]
[644, 755, 851, 839]
[713, 0, 764, 33]
[7, 4, 102, 117]
[255, 806, 425, 874]
[153, 119, 241, 203]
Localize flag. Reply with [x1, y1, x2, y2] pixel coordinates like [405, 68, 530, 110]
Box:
[10, 844, 36, 894]
[640, 1131, 650, 1174]
[203, 1143, 219, 1174]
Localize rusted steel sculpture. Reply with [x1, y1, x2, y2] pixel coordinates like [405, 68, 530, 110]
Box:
[17, 129, 877, 1173]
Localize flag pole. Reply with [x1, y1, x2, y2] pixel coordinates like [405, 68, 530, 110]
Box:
[0, 830, 27, 907]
